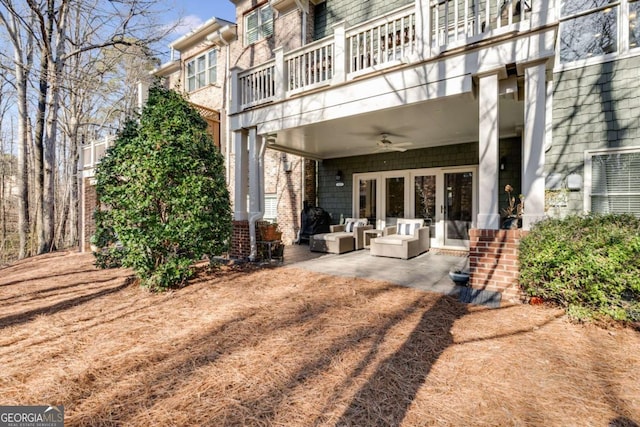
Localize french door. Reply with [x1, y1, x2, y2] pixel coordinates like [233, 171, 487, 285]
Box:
[354, 167, 477, 249]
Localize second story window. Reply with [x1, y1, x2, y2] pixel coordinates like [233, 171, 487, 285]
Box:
[245, 5, 273, 45]
[559, 0, 639, 64]
[559, 0, 618, 63]
[186, 49, 217, 92]
[631, 0, 639, 49]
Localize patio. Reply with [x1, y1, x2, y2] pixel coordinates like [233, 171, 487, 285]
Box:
[279, 244, 491, 304]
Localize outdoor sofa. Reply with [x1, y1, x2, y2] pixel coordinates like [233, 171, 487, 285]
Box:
[369, 218, 429, 259]
[309, 218, 372, 254]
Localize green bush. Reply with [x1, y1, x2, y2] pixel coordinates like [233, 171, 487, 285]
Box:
[519, 214, 640, 323]
[93, 84, 232, 291]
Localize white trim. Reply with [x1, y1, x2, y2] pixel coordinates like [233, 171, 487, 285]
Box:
[352, 165, 478, 250]
[555, 0, 640, 70]
[186, 48, 218, 92]
[583, 145, 640, 214]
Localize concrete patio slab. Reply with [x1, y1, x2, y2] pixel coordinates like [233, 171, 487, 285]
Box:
[283, 245, 469, 298]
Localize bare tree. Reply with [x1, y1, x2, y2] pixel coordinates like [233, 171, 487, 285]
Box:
[0, 0, 172, 257]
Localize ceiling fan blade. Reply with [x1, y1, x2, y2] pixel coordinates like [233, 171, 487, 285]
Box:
[393, 142, 413, 147]
[389, 146, 408, 152]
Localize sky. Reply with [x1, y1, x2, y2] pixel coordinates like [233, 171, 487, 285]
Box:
[167, 0, 237, 37]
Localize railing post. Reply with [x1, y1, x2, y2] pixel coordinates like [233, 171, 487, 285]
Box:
[230, 67, 241, 114]
[332, 21, 346, 84]
[274, 47, 286, 100]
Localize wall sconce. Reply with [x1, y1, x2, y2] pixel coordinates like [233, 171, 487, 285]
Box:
[336, 170, 344, 187]
[500, 156, 507, 171]
[281, 153, 292, 173]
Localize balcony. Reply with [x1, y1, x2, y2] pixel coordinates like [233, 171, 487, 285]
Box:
[233, 0, 543, 113]
[81, 135, 115, 170]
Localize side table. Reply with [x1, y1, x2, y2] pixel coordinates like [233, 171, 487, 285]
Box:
[257, 240, 284, 263]
[363, 229, 383, 249]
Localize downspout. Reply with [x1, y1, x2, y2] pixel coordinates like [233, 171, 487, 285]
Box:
[224, 36, 232, 184]
[206, 26, 235, 184]
[248, 136, 266, 261]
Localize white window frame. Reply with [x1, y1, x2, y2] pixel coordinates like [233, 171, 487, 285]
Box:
[584, 146, 640, 215]
[186, 49, 218, 92]
[556, 0, 640, 70]
[264, 194, 278, 222]
[245, 4, 274, 45]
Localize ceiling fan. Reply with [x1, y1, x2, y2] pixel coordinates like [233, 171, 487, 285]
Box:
[374, 133, 413, 153]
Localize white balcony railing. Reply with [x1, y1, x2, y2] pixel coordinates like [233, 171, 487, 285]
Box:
[238, 60, 276, 109]
[233, 1, 536, 113]
[347, 7, 416, 74]
[81, 135, 115, 169]
[432, 0, 532, 47]
[287, 39, 335, 93]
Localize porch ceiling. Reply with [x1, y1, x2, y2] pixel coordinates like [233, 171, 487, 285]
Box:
[266, 94, 524, 160]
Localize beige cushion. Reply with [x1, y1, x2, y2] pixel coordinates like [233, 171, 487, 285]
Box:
[314, 231, 352, 242]
[373, 235, 415, 245]
[344, 218, 368, 233]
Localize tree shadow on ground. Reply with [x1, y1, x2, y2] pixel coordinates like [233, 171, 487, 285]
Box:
[335, 295, 467, 427]
[0, 279, 132, 329]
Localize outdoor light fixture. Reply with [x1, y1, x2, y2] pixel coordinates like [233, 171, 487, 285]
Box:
[336, 170, 344, 187]
[500, 156, 507, 171]
[281, 153, 292, 173]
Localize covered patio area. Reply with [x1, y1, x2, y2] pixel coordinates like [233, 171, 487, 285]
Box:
[279, 245, 503, 307]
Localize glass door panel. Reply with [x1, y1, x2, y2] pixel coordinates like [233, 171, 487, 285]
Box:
[444, 172, 473, 247]
[385, 176, 405, 226]
[358, 178, 377, 225]
[414, 175, 437, 244]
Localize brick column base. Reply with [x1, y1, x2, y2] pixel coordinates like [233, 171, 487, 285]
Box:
[469, 229, 528, 302]
[230, 220, 251, 260]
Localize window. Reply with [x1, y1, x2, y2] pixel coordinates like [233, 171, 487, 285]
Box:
[186, 49, 217, 92]
[631, 0, 640, 49]
[559, 0, 640, 63]
[245, 5, 273, 45]
[586, 148, 640, 216]
[559, 0, 618, 63]
[264, 194, 277, 222]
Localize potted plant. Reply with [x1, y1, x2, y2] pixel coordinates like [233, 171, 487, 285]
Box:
[449, 269, 470, 286]
[260, 221, 282, 241]
[501, 184, 524, 229]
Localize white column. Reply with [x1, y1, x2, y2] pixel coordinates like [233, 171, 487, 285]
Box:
[230, 67, 241, 114]
[248, 127, 261, 216]
[233, 130, 248, 221]
[477, 72, 501, 230]
[332, 22, 346, 83]
[248, 128, 265, 260]
[137, 81, 149, 112]
[523, 61, 547, 230]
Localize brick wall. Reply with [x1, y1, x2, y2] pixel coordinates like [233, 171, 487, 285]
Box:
[231, 0, 303, 70]
[230, 220, 251, 259]
[469, 229, 527, 302]
[551, 55, 640, 216]
[82, 178, 98, 252]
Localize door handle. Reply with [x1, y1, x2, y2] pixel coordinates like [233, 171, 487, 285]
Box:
[441, 205, 443, 214]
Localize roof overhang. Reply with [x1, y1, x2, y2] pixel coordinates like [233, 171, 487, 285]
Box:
[152, 60, 180, 77]
[170, 17, 236, 52]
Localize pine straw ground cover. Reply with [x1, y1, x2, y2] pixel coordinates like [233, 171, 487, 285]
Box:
[0, 252, 639, 426]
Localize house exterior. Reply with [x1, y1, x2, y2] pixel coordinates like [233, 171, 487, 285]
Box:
[78, 0, 640, 300]
[227, 0, 640, 299]
[79, 12, 310, 253]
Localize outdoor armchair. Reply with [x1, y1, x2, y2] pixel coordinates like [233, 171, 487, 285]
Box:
[369, 218, 429, 259]
[309, 218, 372, 254]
